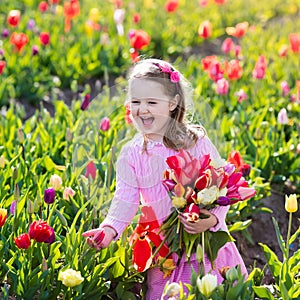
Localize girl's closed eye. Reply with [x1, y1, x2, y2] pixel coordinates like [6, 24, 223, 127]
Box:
[131, 99, 140, 104]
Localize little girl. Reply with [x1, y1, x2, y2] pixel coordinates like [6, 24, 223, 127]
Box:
[83, 58, 247, 299]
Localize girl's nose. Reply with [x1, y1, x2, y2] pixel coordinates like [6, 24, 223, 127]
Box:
[139, 102, 149, 114]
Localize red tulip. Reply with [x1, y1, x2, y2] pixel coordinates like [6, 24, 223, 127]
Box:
[289, 33, 300, 53]
[165, 0, 179, 13]
[10, 32, 29, 52]
[38, 1, 49, 13]
[28, 220, 54, 243]
[198, 20, 212, 39]
[49, 0, 60, 4]
[0, 61, 6, 75]
[7, 10, 21, 27]
[15, 233, 31, 249]
[182, 203, 200, 222]
[129, 29, 151, 50]
[214, 0, 227, 4]
[133, 13, 140, 24]
[39, 32, 50, 45]
[85, 161, 97, 179]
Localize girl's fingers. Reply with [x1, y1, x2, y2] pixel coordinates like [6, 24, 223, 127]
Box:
[82, 228, 100, 237]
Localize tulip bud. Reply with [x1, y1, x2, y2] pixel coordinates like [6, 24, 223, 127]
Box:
[14, 184, 20, 201]
[10, 200, 17, 215]
[196, 244, 203, 263]
[0, 155, 5, 168]
[27, 199, 34, 214]
[285, 194, 298, 213]
[17, 129, 25, 143]
[63, 187, 75, 200]
[226, 267, 239, 282]
[13, 167, 18, 180]
[66, 127, 72, 142]
[253, 127, 262, 140]
[42, 257, 48, 272]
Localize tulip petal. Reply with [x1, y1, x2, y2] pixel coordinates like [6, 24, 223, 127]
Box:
[132, 238, 152, 272]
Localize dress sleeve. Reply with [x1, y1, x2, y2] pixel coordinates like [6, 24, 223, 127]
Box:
[100, 145, 140, 239]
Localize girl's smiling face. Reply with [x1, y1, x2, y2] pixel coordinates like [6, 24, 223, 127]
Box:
[129, 78, 177, 141]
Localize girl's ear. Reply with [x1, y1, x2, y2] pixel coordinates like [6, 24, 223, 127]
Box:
[169, 94, 179, 111]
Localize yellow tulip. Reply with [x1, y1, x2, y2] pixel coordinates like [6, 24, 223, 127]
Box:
[89, 8, 100, 23]
[58, 268, 84, 287]
[0, 155, 5, 168]
[285, 194, 298, 213]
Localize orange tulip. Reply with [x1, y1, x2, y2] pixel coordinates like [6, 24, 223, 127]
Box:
[289, 33, 300, 53]
[224, 59, 243, 80]
[64, 0, 80, 32]
[226, 22, 248, 38]
[7, 10, 21, 27]
[10, 32, 29, 52]
[198, 20, 212, 39]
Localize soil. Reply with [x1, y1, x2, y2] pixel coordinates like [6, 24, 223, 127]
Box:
[232, 186, 300, 284]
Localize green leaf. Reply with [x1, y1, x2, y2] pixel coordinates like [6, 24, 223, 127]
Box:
[206, 231, 232, 264]
[252, 286, 275, 300]
[271, 217, 286, 258]
[43, 155, 56, 171]
[259, 243, 282, 282]
[228, 219, 252, 233]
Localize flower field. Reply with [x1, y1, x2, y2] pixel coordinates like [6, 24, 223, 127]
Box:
[0, 0, 299, 299]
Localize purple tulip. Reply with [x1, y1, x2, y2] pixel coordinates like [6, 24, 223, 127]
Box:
[44, 188, 56, 204]
[2, 29, 9, 38]
[27, 19, 36, 31]
[32, 45, 39, 56]
[217, 196, 230, 206]
[80, 94, 91, 111]
[162, 179, 176, 192]
[10, 200, 17, 215]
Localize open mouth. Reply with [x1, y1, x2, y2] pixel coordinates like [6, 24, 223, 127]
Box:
[140, 117, 154, 126]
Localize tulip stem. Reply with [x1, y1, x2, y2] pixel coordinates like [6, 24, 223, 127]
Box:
[285, 212, 292, 261]
[202, 232, 205, 274]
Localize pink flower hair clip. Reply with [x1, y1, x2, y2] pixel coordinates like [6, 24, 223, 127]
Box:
[153, 63, 180, 83]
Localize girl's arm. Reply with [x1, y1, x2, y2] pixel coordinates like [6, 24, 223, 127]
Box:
[83, 145, 140, 248]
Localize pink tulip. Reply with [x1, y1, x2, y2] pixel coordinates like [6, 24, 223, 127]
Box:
[280, 81, 290, 96]
[277, 108, 288, 125]
[221, 38, 234, 54]
[216, 78, 229, 95]
[237, 186, 256, 200]
[85, 161, 97, 179]
[100, 117, 110, 131]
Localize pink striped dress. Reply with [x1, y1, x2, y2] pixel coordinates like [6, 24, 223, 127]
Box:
[101, 133, 248, 300]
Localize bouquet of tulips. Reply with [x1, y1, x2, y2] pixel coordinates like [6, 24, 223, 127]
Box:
[160, 149, 256, 265]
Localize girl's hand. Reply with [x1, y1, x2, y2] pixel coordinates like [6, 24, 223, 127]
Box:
[82, 226, 116, 251]
[178, 209, 218, 234]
